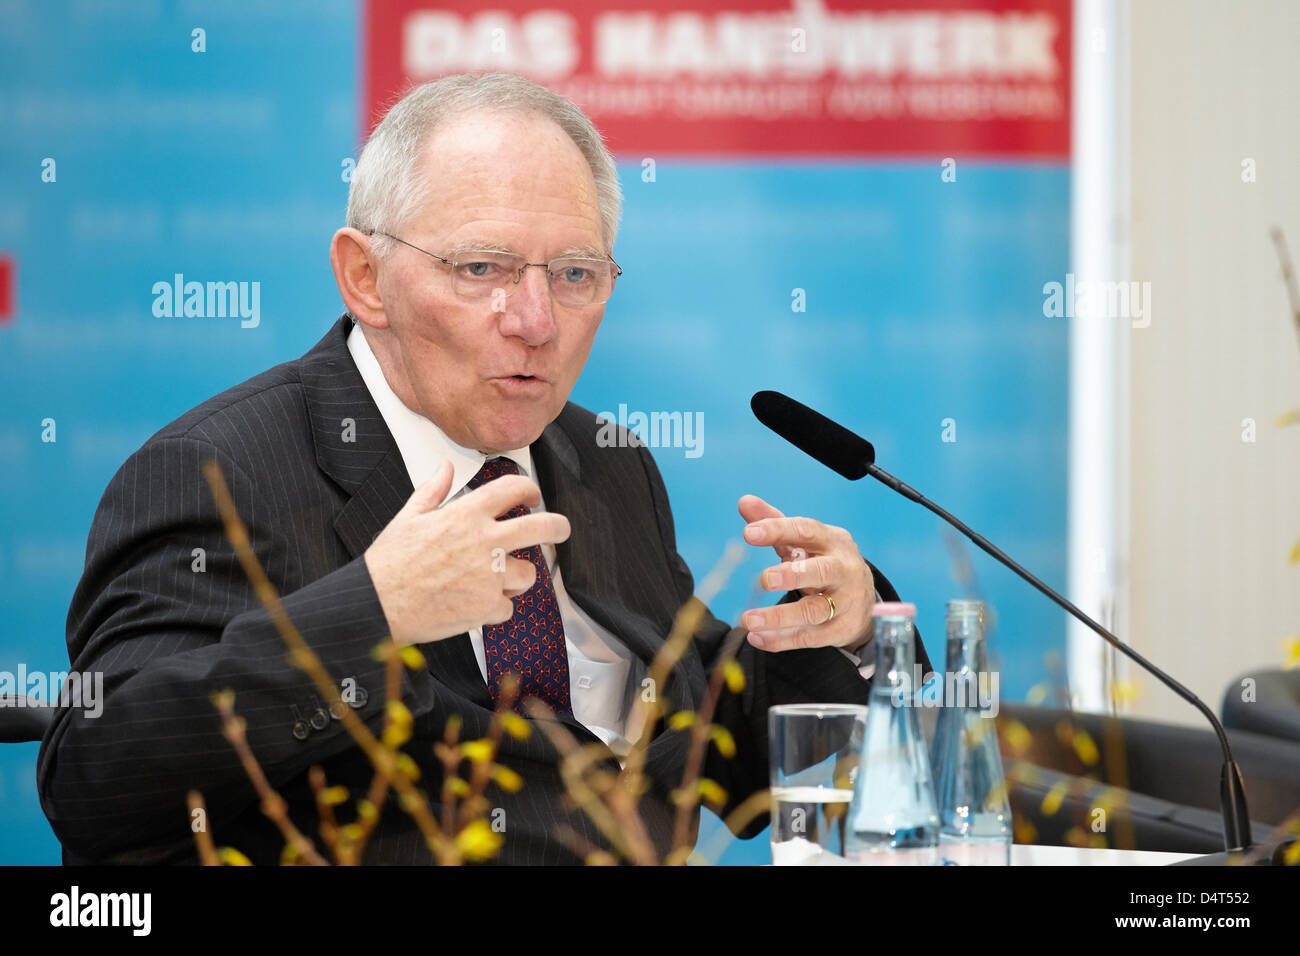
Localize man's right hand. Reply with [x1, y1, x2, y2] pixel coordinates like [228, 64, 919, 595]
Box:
[363, 460, 571, 647]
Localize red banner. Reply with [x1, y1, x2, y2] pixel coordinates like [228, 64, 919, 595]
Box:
[364, 0, 1071, 159]
[0, 255, 13, 324]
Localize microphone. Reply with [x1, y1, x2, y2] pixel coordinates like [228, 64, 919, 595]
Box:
[751, 389, 1253, 853]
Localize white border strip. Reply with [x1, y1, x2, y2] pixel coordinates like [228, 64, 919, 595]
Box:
[1068, 0, 1131, 713]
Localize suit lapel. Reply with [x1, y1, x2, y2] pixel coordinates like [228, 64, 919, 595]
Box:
[533, 418, 662, 667]
[331, 445, 411, 560]
[532, 416, 694, 715]
[299, 314, 489, 707]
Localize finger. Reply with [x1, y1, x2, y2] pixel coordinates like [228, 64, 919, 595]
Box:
[462, 474, 543, 519]
[737, 493, 785, 525]
[747, 624, 833, 653]
[738, 498, 809, 563]
[500, 556, 537, 597]
[405, 460, 455, 514]
[493, 510, 572, 553]
[742, 592, 837, 633]
[758, 555, 837, 593]
[743, 515, 841, 555]
[483, 596, 516, 627]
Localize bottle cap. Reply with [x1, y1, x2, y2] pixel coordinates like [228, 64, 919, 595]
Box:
[871, 601, 916, 617]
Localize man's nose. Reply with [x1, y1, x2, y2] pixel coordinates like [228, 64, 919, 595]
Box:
[496, 265, 557, 346]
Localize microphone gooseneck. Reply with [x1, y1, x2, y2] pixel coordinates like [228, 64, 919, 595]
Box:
[751, 389, 1253, 852]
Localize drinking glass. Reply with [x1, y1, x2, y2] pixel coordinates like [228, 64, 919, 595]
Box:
[768, 703, 867, 865]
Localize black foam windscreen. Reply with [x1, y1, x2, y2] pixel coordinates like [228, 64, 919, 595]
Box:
[750, 390, 875, 480]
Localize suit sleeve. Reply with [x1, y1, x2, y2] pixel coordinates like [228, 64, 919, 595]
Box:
[36, 434, 437, 862]
[634, 443, 930, 840]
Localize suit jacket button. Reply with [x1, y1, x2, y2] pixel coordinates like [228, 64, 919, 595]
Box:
[308, 696, 330, 730]
[290, 704, 311, 740]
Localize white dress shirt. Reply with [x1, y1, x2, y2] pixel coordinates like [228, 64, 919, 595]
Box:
[347, 321, 645, 757]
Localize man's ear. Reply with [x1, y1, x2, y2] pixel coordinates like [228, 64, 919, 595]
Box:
[330, 227, 388, 329]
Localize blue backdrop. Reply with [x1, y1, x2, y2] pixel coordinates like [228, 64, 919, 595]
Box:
[0, 2, 1068, 865]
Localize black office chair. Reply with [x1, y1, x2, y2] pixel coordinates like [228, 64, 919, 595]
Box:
[0, 696, 59, 867]
[1221, 668, 1300, 745]
[0, 695, 55, 743]
[993, 702, 1300, 854]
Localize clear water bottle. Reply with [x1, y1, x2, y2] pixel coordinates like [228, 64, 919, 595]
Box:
[846, 602, 939, 865]
[930, 599, 1012, 865]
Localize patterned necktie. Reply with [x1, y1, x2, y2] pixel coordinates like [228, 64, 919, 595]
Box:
[465, 457, 573, 717]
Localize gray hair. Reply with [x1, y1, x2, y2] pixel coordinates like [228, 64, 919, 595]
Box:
[346, 72, 621, 258]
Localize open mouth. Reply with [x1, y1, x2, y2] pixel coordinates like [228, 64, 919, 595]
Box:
[492, 374, 547, 391]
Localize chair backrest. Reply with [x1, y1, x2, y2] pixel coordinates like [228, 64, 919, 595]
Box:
[0, 696, 56, 743]
[1222, 668, 1300, 745]
[998, 701, 1300, 826]
[1003, 757, 1251, 854]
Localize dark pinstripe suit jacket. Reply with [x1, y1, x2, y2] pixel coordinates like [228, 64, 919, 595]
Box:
[37, 314, 930, 865]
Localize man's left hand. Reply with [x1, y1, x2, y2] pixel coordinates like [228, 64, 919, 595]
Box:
[737, 494, 875, 653]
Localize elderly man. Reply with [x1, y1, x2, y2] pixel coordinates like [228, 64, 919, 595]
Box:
[38, 72, 929, 865]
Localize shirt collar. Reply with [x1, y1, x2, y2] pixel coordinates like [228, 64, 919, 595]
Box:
[346, 319, 533, 506]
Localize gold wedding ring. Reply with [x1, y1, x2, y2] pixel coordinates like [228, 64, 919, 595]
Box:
[820, 592, 836, 624]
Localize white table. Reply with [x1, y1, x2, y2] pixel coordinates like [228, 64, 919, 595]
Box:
[770, 838, 1199, 865]
[1012, 844, 1198, 866]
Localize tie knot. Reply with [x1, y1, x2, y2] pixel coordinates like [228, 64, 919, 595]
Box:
[466, 456, 521, 490]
